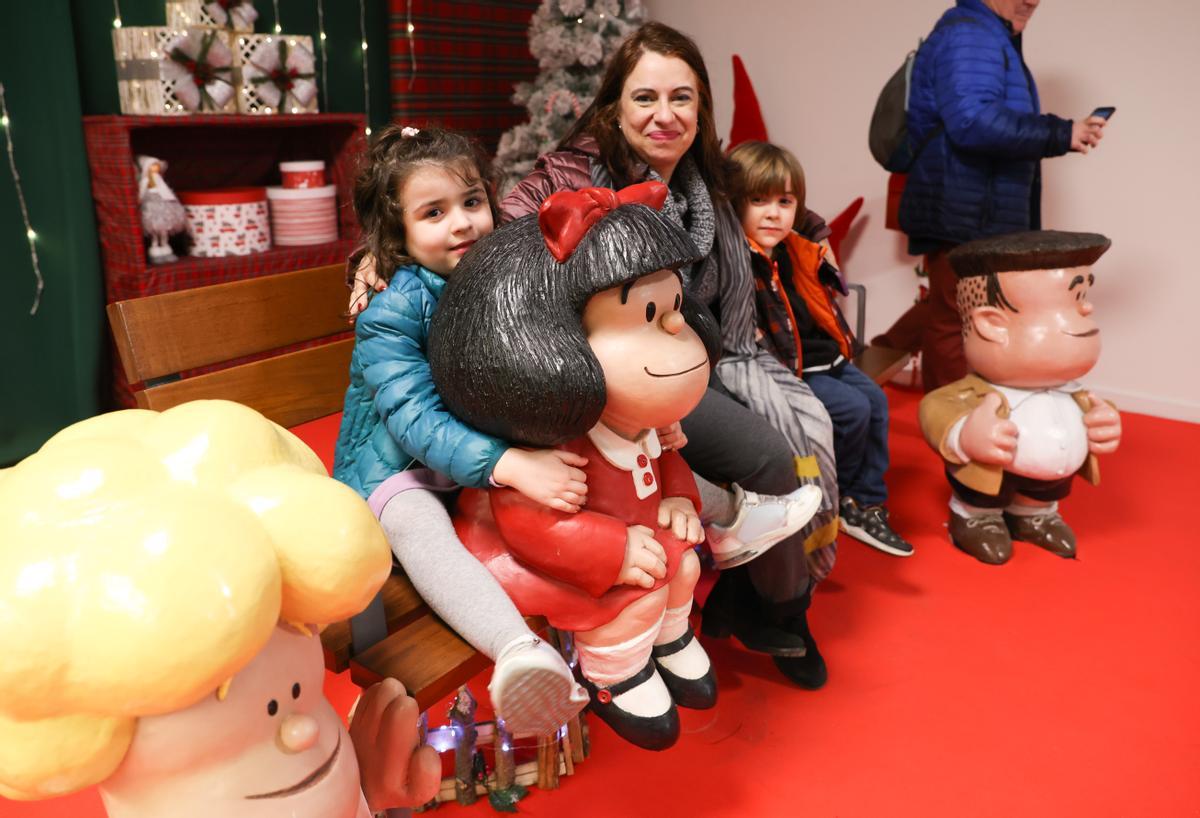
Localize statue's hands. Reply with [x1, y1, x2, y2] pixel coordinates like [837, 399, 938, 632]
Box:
[657, 496, 703, 545]
[348, 253, 385, 320]
[656, 422, 688, 451]
[1083, 392, 1121, 455]
[618, 525, 668, 588]
[958, 392, 1018, 466]
[349, 678, 442, 812]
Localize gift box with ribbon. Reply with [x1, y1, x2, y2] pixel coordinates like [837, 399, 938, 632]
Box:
[180, 187, 272, 257]
[167, 0, 258, 33]
[112, 26, 237, 116]
[234, 34, 319, 115]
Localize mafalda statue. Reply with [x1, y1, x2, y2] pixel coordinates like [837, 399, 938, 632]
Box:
[429, 182, 720, 751]
[920, 230, 1122, 565]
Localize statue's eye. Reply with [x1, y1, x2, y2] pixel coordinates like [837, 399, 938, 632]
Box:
[645, 302, 656, 323]
[267, 699, 279, 716]
[292, 683, 301, 699]
[674, 294, 681, 311]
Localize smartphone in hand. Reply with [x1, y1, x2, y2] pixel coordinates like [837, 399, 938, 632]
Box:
[1090, 106, 1116, 120]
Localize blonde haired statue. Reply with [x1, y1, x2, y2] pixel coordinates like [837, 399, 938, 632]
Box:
[0, 400, 441, 817]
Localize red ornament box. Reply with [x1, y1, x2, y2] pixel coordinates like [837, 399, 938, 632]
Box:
[81, 113, 366, 406]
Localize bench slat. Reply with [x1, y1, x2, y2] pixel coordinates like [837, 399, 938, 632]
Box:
[107, 264, 349, 383]
[136, 338, 353, 428]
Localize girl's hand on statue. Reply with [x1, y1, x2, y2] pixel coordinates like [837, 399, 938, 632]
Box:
[348, 253, 386, 320]
[656, 422, 688, 451]
[959, 392, 1018, 466]
[619, 525, 668, 588]
[657, 497, 703, 544]
[493, 448, 589, 513]
[350, 677, 442, 812]
[1083, 392, 1121, 455]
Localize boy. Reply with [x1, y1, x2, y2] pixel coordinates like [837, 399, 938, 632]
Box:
[728, 141, 913, 556]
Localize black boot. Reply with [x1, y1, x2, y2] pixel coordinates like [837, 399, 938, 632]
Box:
[701, 566, 807, 657]
[769, 590, 827, 690]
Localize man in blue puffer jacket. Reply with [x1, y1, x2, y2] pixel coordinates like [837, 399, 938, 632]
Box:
[897, 0, 1107, 391]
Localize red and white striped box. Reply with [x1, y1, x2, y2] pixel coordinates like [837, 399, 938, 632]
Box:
[179, 187, 271, 256]
[266, 185, 338, 246]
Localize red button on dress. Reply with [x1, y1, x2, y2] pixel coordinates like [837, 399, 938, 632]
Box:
[597, 689, 612, 704]
[636, 454, 649, 468]
[643, 473, 654, 486]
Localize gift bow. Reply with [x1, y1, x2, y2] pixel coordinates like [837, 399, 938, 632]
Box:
[538, 182, 668, 263]
[245, 38, 317, 110]
[164, 29, 235, 112]
[206, 0, 258, 30]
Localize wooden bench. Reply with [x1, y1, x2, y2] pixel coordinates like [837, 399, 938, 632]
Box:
[105, 263, 528, 710]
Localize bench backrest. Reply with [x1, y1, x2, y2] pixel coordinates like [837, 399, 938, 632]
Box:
[106, 264, 352, 427]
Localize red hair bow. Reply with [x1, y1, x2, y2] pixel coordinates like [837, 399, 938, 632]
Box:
[537, 181, 669, 262]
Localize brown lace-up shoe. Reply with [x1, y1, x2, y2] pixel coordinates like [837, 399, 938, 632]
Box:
[1004, 511, 1077, 558]
[948, 509, 1012, 565]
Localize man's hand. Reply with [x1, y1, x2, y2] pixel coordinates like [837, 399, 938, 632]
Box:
[958, 392, 1018, 466]
[1083, 392, 1121, 455]
[618, 525, 668, 588]
[657, 496, 703, 544]
[349, 678, 442, 812]
[348, 253, 386, 320]
[1070, 116, 1107, 154]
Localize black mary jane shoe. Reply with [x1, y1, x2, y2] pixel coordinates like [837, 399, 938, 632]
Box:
[579, 662, 680, 751]
[700, 568, 807, 657]
[651, 629, 717, 710]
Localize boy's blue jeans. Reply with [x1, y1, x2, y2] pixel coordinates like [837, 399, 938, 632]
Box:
[804, 362, 889, 506]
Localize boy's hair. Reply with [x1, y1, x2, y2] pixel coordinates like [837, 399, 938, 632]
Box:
[352, 124, 499, 284]
[727, 141, 807, 216]
[428, 204, 720, 447]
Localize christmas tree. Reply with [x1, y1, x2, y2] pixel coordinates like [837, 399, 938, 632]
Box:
[495, 0, 646, 194]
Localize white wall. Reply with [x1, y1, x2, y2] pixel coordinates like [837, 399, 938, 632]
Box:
[647, 0, 1200, 422]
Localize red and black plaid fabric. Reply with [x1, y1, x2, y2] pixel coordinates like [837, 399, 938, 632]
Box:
[82, 114, 367, 406]
[389, 0, 540, 152]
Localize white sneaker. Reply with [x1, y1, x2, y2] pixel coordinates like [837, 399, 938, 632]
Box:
[489, 635, 589, 738]
[706, 484, 823, 569]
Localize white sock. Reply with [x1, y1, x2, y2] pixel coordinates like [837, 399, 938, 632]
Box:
[654, 602, 709, 680]
[577, 620, 670, 717]
[1005, 500, 1058, 517]
[949, 494, 1001, 518]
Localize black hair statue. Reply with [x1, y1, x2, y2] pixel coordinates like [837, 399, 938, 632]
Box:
[428, 202, 721, 448]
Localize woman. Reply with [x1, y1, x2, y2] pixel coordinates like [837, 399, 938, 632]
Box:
[501, 22, 840, 689]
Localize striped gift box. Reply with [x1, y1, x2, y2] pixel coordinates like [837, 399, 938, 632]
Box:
[267, 185, 338, 246]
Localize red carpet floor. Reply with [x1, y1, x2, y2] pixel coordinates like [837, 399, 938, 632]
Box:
[5, 386, 1198, 818]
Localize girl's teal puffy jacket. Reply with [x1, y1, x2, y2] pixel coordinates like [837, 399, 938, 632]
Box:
[333, 264, 508, 499]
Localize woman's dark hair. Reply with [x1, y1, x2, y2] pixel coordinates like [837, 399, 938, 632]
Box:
[428, 204, 721, 447]
[560, 22, 733, 199]
[351, 124, 500, 284]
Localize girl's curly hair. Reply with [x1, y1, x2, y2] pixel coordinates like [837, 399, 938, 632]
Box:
[351, 124, 500, 284]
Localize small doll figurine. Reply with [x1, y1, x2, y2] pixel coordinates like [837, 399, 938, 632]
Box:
[428, 182, 722, 751]
[136, 155, 187, 264]
[0, 400, 441, 817]
[919, 231, 1122, 565]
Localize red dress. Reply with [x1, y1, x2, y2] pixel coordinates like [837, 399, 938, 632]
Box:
[453, 432, 701, 632]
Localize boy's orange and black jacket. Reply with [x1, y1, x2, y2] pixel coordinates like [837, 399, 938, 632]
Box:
[748, 232, 853, 377]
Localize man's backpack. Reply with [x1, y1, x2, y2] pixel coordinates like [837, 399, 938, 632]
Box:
[868, 18, 973, 173]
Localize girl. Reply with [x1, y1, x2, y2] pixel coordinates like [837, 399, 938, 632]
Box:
[428, 183, 719, 751]
[334, 125, 589, 737]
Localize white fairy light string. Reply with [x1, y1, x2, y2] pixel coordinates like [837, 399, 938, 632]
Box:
[316, 0, 329, 108]
[0, 83, 44, 315]
[113, 0, 123, 28]
[358, 0, 371, 136]
[272, 0, 282, 33]
[403, 0, 417, 90]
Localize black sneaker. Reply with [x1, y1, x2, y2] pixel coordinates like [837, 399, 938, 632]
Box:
[839, 497, 914, 557]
